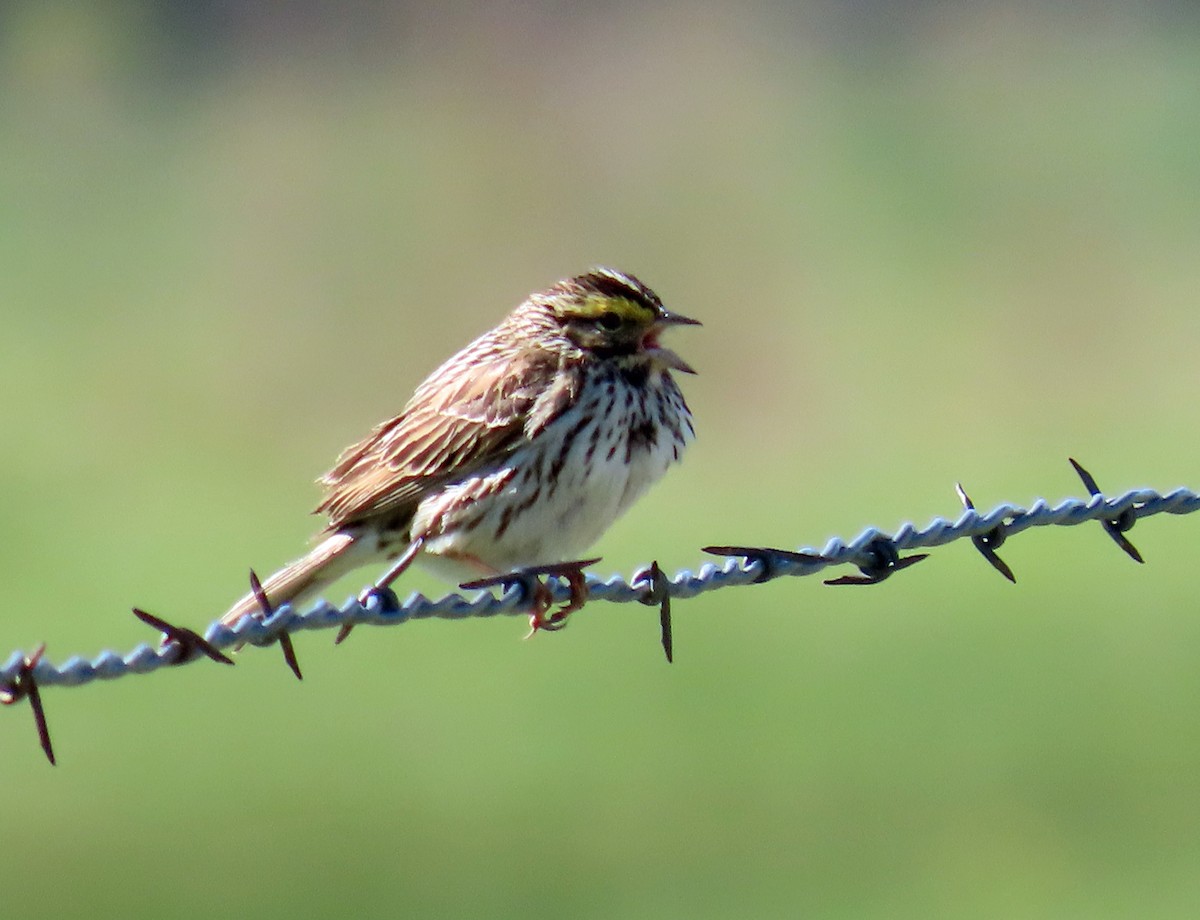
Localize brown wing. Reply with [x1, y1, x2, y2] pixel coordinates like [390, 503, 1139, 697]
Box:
[316, 344, 578, 529]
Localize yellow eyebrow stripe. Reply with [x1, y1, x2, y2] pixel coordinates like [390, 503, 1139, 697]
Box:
[576, 294, 656, 324]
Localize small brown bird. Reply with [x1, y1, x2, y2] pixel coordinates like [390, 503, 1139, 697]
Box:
[220, 268, 699, 636]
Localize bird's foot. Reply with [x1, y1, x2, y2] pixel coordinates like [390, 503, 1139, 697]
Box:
[460, 558, 599, 637]
[337, 584, 401, 645]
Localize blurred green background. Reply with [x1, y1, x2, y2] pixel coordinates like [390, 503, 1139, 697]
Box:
[3, 1, 1200, 916]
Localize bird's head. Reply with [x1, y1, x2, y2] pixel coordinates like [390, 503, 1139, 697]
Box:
[536, 268, 701, 373]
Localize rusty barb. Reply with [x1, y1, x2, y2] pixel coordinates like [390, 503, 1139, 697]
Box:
[0, 644, 54, 765]
[634, 561, 674, 663]
[248, 570, 303, 680]
[3, 459, 1197, 763]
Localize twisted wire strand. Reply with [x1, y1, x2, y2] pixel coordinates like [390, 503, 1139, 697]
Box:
[4, 484, 1197, 691]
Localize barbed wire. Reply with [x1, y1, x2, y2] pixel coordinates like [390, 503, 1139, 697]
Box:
[4, 458, 1198, 764]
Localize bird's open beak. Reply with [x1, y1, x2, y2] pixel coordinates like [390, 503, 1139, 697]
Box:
[647, 310, 701, 374]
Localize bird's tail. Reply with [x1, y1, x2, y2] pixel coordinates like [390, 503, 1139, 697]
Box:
[220, 531, 370, 629]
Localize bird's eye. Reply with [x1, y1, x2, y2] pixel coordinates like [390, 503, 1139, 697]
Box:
[597, 311, 622, 331]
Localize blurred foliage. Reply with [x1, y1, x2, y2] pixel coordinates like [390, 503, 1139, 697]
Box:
[2, 2, 1200, 918]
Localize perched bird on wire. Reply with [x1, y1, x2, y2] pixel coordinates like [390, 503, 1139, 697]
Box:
[220, 268, 699, 639]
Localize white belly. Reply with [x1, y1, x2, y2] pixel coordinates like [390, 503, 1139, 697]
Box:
[412, 369, 693, 580]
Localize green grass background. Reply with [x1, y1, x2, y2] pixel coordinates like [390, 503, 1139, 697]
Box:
[3, 3, 1200, 917]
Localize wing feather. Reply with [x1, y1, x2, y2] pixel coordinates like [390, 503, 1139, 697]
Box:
[316, 344, 578, 528]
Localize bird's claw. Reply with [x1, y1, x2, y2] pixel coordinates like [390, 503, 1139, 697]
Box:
[461, 558, 599, 637]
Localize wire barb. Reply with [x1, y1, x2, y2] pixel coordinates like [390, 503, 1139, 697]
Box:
[823, 536, 929, 585]
[956, 483, 1016, 582]
[702, 545, 830, 584]
[134, 608, 233, 666]
[634, 561, 673, 663]
[0, 644, 55, 765]
[1069, 458, 1145, 563]
[248, 569, 302, 680]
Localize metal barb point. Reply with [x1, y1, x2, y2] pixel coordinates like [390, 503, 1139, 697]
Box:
[134, 608, 233, 666]
[1068, 457, 1102, 496]
[956, 483, 1016, 583]
[0, 643, 55, 765]
[461, 558, 600, 635]
[276, 633, 303, 680]
[703, 545, 829, 584]
[634, 561, 673, 663]
[824, 536, 929, 585]
[1068, 458, 1145, 563]
[248, 570, 302, 680]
